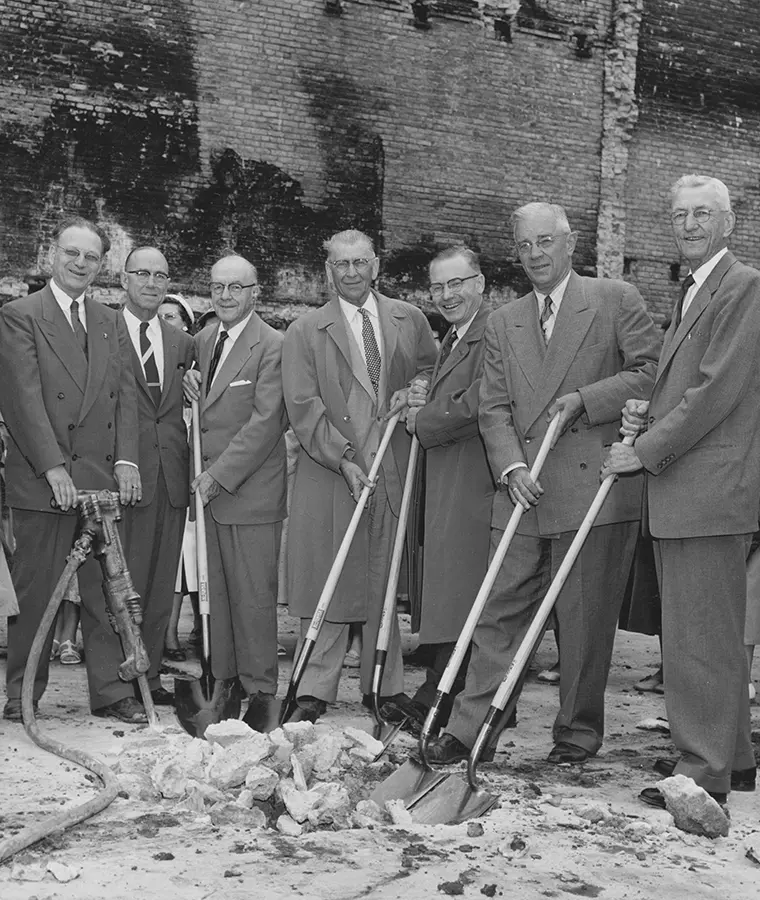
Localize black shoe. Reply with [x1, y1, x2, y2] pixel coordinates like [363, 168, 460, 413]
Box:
[379, 694, 427, 725]
[654, 757, 756, 791]
[639, 786, 727, 809]
[547, 741, 592, 765]
[361, 692, 411, 714]
[93, 697, 148, 724]
[424, 733, 495, 766]
[293, 695, 327, 723]
[150, 687, 175, 706]
[163, 647, 187, 662]
[3, 699, 39, 722]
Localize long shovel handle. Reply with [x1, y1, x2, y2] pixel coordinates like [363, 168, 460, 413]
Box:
[418, 412, 561, 763]
[191, 398, 212, 664]
[466, 432, 636, 788]
[371, 435, 421, 728]
[281, 412, 402, 722]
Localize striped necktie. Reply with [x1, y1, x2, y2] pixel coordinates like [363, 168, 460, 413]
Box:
[438, 327, 457, 367]
[358, 308, 381, 396]
[539, 295, 554, 344]
[674, 274, 695, 328]
[139, 322, 162, 406]
[70, 300, 88, 357]
[206, 329, 229, 396]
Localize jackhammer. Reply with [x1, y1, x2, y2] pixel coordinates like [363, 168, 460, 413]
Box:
[0, 490, 157, 863]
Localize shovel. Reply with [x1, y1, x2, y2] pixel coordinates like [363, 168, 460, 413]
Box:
[243, 412, 402, 733]
[409, 433, 637, 825]
[175, 398, 242, 738]
[370, 434, 421, 754]
[370, 413, 561, 809]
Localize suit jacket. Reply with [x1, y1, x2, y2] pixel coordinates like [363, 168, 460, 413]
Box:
[0, 285, 138, 513]
[197, 312, 287, 526]
[282, 290, 438, 620]
[480, 271, 659, 536]
[123, 314, 195, 509]
[412, 303, 495, 642]
[636, 251, 760, 538]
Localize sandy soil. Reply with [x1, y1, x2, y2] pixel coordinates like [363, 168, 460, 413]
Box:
[1, 609, 759, 900]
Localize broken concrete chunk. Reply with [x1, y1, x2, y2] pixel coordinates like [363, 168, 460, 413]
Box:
[277, 778, 319, 823]
[306, 782, 352, 827]
[245, 764, 280, 801]
[291, 753, 309, 791]
[385, 798, 414, 827]
[276, 813, 304, 836]
[205, 719, 256, 748]
[117, 771, 161, 802]
[209, 801, 267, 828]
[236, 788, 255, 808]
[150, 759, 190, 800]
[207, 734, 272, 789]
[635, 717, 670, 733]
[745, 833, 760, 866]
[47, 861, 81, 883]
[343, 726, 383, 758]
[174, 784, 207, 814]
[354, 799, 385, 823]
[658, 775, 730, 838]
[282, 720, 316, 748]
[569, 799, 612, 824]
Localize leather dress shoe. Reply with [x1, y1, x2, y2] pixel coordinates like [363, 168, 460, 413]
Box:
[3, 699, 39, 722]
[163, 647, 187, 662]
[640, 785, 727, 809]
[424, 733, 495, 766]
[547, 741, 592, 765]
[93, 697, 148, 724]
[293, 695, 327, 723]
[379, 694, 428, 725]
[654, 757, 756, 791]
[150, 687, 175, 706]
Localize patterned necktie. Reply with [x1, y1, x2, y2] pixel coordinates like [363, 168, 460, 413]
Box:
[539, 295, 554, 344]
[139, 322, 162, 406]
[206, 329, 229, 396]
[70, 300, 88, 357]
[674, 274, 695, 328]
[438, 327, 457, 367]
[358, 308, 381, 395]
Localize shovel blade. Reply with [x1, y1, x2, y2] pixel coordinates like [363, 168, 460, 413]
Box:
[408, 774, 499, 825]
[369, 759, 448, 808]
[174, 673, 242, 738]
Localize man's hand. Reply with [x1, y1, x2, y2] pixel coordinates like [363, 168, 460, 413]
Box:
[407, 379, 429, 409]
[620, 399, 650, 438]
[183, 368, 202, 404]
[114, 463, 142, 506]
[191, 470, 221, 506]
[505, 467, 543, 511]
[600, 442, 643, 480]
[406, 407, 419, 435]
[546, 392, 585, 448]
[385, 387, 409, 421]
[339, 458, 374, 503]
[45, 465, 78, 511]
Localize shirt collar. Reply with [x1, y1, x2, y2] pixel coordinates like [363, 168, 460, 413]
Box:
[689, 246, 729, 289]
[534, 270, 572, 307]
[217, 311, 254, 345]
[339, 292, 379, 321]
[453, 307, 480, 341]
[50, 278, 85, 310]
[123, 305, 161, 337]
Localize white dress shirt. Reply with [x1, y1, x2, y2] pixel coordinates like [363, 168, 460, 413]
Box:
[339, 293, 383, 363]
[449, 308, 479, 350]
[534, 270, 572, 343]
[681, 246, 728, 318]
[50, 279, 87, 332]
[123, 307, 164, 389]
[209, 311, 254, 391]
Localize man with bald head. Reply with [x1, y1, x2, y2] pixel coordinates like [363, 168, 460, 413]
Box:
[184, 254, 287, 704]
[120, 247, 195, 712]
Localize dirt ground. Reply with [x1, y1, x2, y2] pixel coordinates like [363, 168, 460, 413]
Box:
[1, 608, 759, 900]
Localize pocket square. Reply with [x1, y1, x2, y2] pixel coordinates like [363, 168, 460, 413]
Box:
[229, 379, 252, 387]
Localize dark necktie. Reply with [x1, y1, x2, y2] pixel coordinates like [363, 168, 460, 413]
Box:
[674, 274, 695, 328]
[358, 308, 381, 396]
[539, 295, 554, 344]
[206, 329, 229, 396]
[438, 327, 458, 367]
[70, 300, 87, 357]
[139, 322, 162, 406]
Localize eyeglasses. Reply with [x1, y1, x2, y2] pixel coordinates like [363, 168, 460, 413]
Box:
[210, 282, 257, 297]
[515, 235, 565, 255]
[56, 245, 102, 266]
[671, 209, 715, 226]
[329, 257, 376, 273]
[126, 269, 170, 285]
[429, 273, 480, 298]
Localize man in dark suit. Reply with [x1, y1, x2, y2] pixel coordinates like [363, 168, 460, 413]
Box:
[120, 246, 195, 709]
[427, 202, 659, 765]
[604, 174, 760, 807]
[0, 217, 142, 722]
[383, 246, 494, 731]
[282, 229, 438, 721]
[184, 254, 288, 703]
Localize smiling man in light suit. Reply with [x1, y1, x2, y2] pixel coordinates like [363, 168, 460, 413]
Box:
[184, 254, 287, 706]
[427, 202, 659, 765]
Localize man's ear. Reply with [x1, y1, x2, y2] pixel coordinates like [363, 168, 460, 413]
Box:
[566, 231, 579, 256]
[120, 271, 129, 292]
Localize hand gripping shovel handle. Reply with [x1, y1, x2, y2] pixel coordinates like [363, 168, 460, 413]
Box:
[466, 432, 637, 789]
[417, 412, 561, 765]
[191, 398, 212, 664]
[371, 435, 421, 732]
[281, 412, 402, 723]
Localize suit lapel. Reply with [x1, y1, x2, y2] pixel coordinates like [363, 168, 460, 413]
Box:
[432, 304, 490, 388]
[36, 286, 88, 391]
[204, 314, 262, 409]
[317, 298, 355, 400]
[376, 291, 405, 396]
[503, 294, 544, 395]
[78, 299, 110, 425]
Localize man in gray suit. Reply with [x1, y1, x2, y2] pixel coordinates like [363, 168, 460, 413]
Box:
[427, 202, 659, 765]
[604, 175, 760, 807]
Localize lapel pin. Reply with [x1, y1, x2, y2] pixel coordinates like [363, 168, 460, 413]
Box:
[103, 333, 108, 339]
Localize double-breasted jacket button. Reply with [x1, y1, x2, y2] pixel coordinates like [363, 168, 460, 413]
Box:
[107, 422, 112, 429]
[71, 453, 79, 461]
[110, 391, 115, 399]
[68, 424, 75, 431]
[525, 437, 532, 444]
[58, 392, 65, 399]
[106, 454, 112, 462]
[649, 416, 655, 424]
[579, 462, 587, 470]
[343, 415, 351, 422]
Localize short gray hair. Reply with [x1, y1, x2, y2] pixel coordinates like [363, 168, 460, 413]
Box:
[670, 174, 732, 212]
[429, 245, 481, 274]
[510, 202, 572, 236]
[322, 229, 375, 255]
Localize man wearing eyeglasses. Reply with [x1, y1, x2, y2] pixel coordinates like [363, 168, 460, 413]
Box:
[282, 229, 438, 722]
[183, 254, 287, 709]
[426, 201, 659, 766]
[118, 246, 195, 719]
[0, 216, 141, 723]
[603, 175, 760, 810]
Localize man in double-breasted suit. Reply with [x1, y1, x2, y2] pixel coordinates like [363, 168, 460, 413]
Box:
[0, 217, 142, 722]
[119, 247, 195, 710]
[184, 254, 288, 702]
[384, 246, 494, 731]
[604, 175, 760, 807]
[427, 202, 659, 765]
[282, 229, 438, 721]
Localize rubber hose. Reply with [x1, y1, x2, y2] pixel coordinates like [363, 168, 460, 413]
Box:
[0, 556, 121, 863]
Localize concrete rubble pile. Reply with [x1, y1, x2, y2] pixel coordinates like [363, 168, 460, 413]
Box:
[114, 719, 405, 836]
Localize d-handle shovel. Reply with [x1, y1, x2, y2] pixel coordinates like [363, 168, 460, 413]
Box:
[410, 433, 637, 825]
[370, 413, 561, 810]
[175, 398, 242, 738]
[370, 434, 421, 755]
[243, 413, 402, 733]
